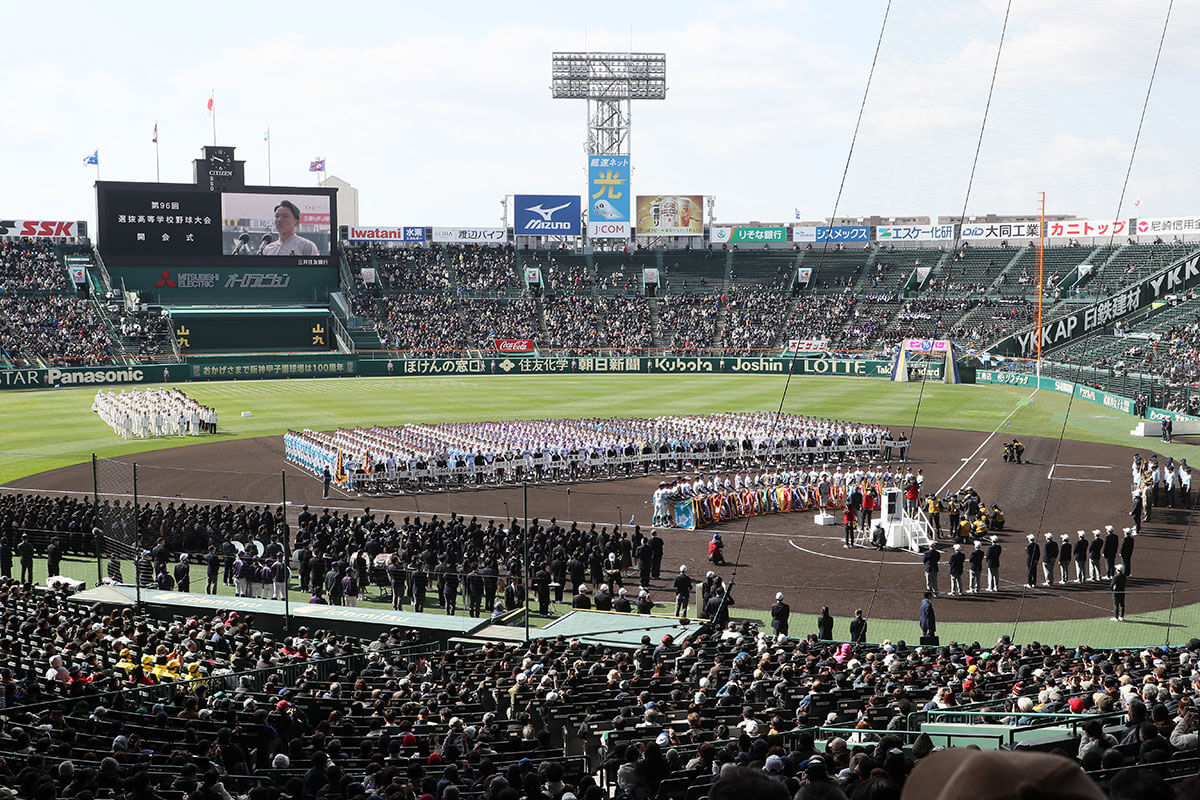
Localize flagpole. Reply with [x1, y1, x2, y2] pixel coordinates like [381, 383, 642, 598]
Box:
[210, 90, 217, 145]
[154, 122, 160, 182]
[266, 126, 272, 184]
[95, 149, 100, 180]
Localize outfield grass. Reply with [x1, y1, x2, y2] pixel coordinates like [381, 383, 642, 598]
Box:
[2, 374, 1191, 485]
[3, 373, 1195, 648]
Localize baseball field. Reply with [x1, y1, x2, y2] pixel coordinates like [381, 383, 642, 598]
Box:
[2, 373, 1197, 647]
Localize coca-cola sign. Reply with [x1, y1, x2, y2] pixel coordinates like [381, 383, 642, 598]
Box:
[495, 339, 535, 352]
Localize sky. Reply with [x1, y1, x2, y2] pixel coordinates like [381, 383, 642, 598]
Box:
[3, 0, 1196, 230]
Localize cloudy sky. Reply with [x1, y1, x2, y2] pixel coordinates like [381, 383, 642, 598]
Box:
[3, 0, 1195, 229]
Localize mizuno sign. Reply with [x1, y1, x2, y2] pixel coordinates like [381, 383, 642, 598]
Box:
[514, 195, 581, 236]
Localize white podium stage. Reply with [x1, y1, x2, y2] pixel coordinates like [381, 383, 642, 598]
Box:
[854, 487, 934, 553]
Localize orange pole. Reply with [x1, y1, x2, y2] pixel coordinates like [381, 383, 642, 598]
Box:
[1036, 192, 1045, 376]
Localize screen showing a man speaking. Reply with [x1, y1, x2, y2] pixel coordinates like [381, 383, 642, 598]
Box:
[97, 181, 336, 268]
[221, 192, 332, 257]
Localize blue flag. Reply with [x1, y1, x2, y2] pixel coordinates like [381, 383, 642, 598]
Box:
[82, 150, 98, 166]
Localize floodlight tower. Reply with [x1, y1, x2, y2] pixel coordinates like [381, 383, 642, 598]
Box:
[552, 52, 666, 243]
[551, 51, 666, 156]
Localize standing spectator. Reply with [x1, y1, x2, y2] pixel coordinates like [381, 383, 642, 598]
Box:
[849, 608, 868, 643]
[770, 592, 790, 638]
[919, 592, 936, 639]
[672, 565, 693, 617]
[1111, 564, 1127, 622]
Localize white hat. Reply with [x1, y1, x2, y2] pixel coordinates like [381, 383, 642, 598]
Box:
[1027, 534, 1035, 541]
[578, 584, 588, 593]
[953, 544, 962, 551]
[679, 565, 687, 573]
[706, 571, 715, 578]
[974, 540, 982, 547]
[775, 592, 784, 600]
[1077, 530, 1086, 536]
[618, 587, 628, 595]
[1061, 533, 1070, 540]
[990, 536, 998, 543]
[1105, 525, 1114, 531]
[1116, 563, 1125, 571]
[639, 589, 648, 597]
[1045, 532, 1054, 540]
[600, 584, 609, 592]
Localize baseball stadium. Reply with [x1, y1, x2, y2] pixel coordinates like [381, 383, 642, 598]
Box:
[3, 4, 1200, 799]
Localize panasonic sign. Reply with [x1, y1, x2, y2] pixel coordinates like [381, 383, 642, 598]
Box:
[514, 195, 581, 236]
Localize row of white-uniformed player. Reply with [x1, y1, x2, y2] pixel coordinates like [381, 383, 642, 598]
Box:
[92, 388, 217, 439]
[658, 463, 919, 499]
[1132, 454, 1191, 491]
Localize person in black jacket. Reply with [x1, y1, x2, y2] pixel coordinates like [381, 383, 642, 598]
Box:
[816, 606, 834, 640]
[45, 537, 61, 578]
[947, 544, 965, 596]
[919, 592, 936, 638]
[986, 535, 1002, 592]
[1121, 529, 1136, 577]
[1024, 533, 1039, 588]
[1042, 532, 1059, 586]
[771, 592, 790, 637]
[174, 554, 191, 592]
[17, 534, 35, 584]
[613, 586, 633, 613]
[1072, 531, 1089, 584]
[1103, 525, 1120, 578]
[849, 608, 868, 643]
[1087, 529, 1104, 582]
[922, 547, 941, 597]
[672, 565, 693, 617]
[1111, 564, 1128, 621]
[1130, 492, 1143, 536]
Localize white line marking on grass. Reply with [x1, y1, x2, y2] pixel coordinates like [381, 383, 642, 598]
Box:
[936, 389, 1035, 496]
[1055, 464, 1113, 469]
[1051, 477, 1113, 483]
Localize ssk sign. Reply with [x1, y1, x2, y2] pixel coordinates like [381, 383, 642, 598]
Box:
[0, 220, 82, 238]
[515, 195, 581, 236]
[495, 339, 536, 353]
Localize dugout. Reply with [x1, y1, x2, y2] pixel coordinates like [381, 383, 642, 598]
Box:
[168, 306, 335, 353]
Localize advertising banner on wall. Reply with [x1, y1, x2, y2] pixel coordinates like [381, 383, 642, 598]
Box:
[345, 226, 425, 242]
[431, 227, 507, 244]
[710, 226, 788, 244]
[0, 220, 84, 238]
[1045, 219, 1128, 238]
[514, 195, 581, 236]
[994, 250, 1200, 356]
[876, 224, 956, 242]
[1134, 216, 1200, 237]
[959, 220, 1042, 240]
[587, 155, 630, 239]
[792, 225, 870, 242]
[635, 195, 703, 236]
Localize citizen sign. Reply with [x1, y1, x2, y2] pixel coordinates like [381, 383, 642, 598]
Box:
[494, 339, 535, 352]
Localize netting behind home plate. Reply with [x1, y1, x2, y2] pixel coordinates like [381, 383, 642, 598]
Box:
[92, 456, 138, 560]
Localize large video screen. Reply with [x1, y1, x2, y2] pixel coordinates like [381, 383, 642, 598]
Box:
[221, 193, 332, 256]
[97, 182, 336, 267]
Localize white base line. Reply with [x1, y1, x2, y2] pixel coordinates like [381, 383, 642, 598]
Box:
[1051, 477, 1113, 483]
[958, 458, 988, 493]
[936, 388, 1036, 497]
